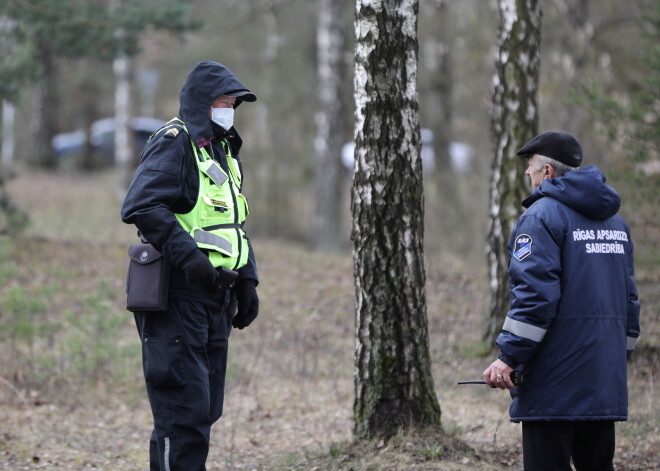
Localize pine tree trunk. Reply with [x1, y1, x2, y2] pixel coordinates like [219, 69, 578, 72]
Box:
[352, 0, 441, 440]
[429, 0, 452, 172]
[486, 0, 542, 346]
[312, 0, 348, 251]
[80, 62, 102, 171]
[30, 48, 58, 168]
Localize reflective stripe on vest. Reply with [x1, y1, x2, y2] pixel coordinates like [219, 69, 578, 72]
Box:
[193, 229, 234, 254]
[169, 118, 250, 270]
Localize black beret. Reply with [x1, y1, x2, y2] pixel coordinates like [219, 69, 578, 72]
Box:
[516, 130, 582, 167]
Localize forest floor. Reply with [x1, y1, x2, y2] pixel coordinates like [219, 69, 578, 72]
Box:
[0, 170, 658, 470]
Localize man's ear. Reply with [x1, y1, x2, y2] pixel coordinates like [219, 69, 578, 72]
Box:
[545, 164, 556, 178]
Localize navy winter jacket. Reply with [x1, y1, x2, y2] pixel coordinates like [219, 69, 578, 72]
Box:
[497, 165, 641, 422]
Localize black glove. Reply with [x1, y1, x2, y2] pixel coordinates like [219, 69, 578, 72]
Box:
[181, 250, 218, 287]
[232, 279, 259, 329]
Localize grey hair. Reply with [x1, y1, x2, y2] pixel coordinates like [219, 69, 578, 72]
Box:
[534, 154, 578, 176]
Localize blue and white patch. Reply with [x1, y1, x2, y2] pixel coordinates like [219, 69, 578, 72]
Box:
[513, 234, 533, 261]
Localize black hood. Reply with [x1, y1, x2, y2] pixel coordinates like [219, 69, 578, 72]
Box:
[178, 61, 256, 148]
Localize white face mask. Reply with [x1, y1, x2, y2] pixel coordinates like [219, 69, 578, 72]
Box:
[210, 107, 234, 130]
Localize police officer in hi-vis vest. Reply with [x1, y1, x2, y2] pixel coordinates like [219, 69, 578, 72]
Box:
[122, 61, 259, 471]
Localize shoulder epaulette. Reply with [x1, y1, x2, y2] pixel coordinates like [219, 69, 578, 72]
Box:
[147, 118, 188, 144]
[164, 127, 181, 139]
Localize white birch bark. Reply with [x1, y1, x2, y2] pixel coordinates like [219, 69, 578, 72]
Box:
[312, 0, 348, 251]
[353, 0, 441, 440]
[114, 55, 133, 198]
[1, 101, 14, 166]
[486, 0, 542, 344]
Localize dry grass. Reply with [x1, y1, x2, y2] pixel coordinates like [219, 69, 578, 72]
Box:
[1, 170, 657, 470]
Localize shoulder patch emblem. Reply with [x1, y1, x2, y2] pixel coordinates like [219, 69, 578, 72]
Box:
[513, 234, 533, 261]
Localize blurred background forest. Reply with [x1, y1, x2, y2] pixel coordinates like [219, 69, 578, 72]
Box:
[0, 0, 658, 468]
[0, 0, 657, 269]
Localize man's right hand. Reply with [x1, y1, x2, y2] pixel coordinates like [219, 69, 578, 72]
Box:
[181, 250, 218, 287]
[483, 359, 515, 390]
[232, 279, 259, 329]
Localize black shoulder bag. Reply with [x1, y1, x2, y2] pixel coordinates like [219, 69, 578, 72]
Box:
[126, 243, 170, 312]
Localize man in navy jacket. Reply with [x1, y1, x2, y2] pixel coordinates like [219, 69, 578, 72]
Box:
[483, 130, 641, 471]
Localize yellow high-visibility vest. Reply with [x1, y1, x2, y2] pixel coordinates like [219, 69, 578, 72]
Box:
[166, 118, 250, 271]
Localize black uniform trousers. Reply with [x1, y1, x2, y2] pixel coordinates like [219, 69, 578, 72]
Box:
[134, 292, 233, 471]
[522, 421, 615, 471]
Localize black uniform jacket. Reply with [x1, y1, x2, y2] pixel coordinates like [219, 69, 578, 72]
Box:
[121, 61, 258, 307]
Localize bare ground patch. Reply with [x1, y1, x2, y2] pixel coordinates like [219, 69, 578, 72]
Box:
[1, 237, 657, 470]
[1, 170, 657, 470]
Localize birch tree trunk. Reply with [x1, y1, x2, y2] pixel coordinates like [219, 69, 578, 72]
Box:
[486, 0, 542, 345]
[114, 54, 133, 198]
[352, 0, 441, 440]
[112, 0, 134, 198]
[312, 0, 348, 251]
[1, 101, 14, 166]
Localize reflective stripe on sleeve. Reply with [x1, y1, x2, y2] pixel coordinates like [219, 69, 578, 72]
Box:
[502, 317, 547, 343]
[193, 230, 233, 254]
[627, 335, 639, 350]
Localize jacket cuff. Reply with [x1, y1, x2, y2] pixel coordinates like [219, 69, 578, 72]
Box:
[498, 351, 520, 369]
[237, 243, 259, 285]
